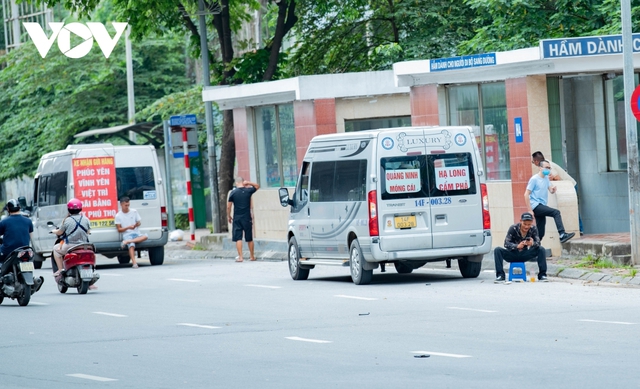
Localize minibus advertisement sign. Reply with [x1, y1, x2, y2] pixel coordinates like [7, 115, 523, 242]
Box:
[385, 169, 421, 194]
[72, 157, 118, 228]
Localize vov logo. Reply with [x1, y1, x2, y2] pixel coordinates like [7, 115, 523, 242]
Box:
[23, 22, 128, 59]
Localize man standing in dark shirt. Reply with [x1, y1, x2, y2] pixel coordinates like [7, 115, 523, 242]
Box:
[0, 199, 33, 263]
[227, 177, 260, 262]
[494, 212, 548, 283]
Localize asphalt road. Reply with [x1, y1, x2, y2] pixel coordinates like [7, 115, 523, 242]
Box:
[2, 251, 640, 389]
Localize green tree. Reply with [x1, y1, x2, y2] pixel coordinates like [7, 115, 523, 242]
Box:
[0, 33, 191, 180]
[290, 0, 477, 74]
[458, 0, 640, 54]
[41, 0, 299, 229]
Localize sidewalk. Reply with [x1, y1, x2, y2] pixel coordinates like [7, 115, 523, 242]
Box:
[172, 229, 640, 286]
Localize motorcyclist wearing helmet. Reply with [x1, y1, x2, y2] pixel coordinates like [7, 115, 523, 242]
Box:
[51, 198, 91, 276]
[0, 199, 33, 263]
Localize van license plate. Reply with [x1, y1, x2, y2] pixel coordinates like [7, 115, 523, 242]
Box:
[19, 262, 34, 272]
[394, 216, 417, 229]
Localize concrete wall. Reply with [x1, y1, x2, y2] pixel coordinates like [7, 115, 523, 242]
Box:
[563, 76, 630, 233]
[335, 94, 410, 133]
[2, 176, 33, 204]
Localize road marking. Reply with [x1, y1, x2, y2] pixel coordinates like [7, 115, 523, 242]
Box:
[334, 295, 377, 301]
[448, 307, 497, 313]
[99, 273, 123, 277]
[245, 284, 282, 289]
[579, 319, 636, 325]
[285, 336, 332, 344]
[412, 351, 472, 358]
[177, 323, 221, 329]
[29, 302, 49, 306]
[67, 373, 118, 382]
[167, 278, 200, 283]
[93, 312, 128, 318]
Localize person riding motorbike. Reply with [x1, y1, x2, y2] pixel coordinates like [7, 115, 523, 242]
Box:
[51, 198, 91, 277]
[0, 199, 34, 265]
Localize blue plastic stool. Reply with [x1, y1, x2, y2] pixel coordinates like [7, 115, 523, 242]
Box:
[508, 262, 527, 282]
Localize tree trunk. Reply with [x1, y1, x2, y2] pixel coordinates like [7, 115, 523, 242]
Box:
[217, 110, 235, 231]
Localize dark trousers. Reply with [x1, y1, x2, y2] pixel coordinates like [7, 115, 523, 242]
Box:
[494, 246, 547, 279]
[533, 204, 565, 240]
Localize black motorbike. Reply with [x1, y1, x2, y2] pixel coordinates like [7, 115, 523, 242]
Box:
[0, 245, 44, 306]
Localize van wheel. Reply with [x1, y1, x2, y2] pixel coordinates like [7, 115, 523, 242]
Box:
[458, 257, 482, 278]
[349, 240, 372, 285]
[117, 255, 130, 264]
[148, 246, 165, 266]
[394, 262, 413, 274]
[288, 237, 309, 281]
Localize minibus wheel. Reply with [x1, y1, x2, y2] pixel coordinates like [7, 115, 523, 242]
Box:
[288, 237, 309, 281]
[349, 240, 372, 285]
[458, 257, 482, 278]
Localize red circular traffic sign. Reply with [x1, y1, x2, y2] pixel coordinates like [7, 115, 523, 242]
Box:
[631, 85, 640, 121]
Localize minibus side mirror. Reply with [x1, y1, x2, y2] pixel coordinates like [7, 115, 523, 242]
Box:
[278, 188, 292, 207]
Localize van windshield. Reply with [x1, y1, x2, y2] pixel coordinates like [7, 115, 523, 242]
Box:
[116, 167, 156, 200]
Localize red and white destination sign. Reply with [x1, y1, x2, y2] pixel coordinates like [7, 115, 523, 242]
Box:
[435, 166, 470, 191]
[73, 157, 118, 228]
[385, 169, 421, 194]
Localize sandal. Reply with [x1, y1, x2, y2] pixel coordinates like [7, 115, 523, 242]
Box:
[132, 264, 139, 268]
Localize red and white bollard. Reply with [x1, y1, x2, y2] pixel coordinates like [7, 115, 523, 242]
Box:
[182, 127, 195, 241]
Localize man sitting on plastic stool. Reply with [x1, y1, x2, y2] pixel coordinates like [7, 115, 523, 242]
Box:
[494, 212, 549, 283]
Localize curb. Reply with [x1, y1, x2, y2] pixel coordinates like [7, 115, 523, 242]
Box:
[167, 244, 639, 286]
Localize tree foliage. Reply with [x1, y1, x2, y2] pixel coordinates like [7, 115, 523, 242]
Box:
[290, 0, 477, 74]
[0, 33, 191, 180]
[459, 0, 640, 54]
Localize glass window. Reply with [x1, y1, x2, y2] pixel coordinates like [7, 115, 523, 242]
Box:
[255, 103, 297, 187]
[37, 172, 68, 206]
[448, 82, 510, 180]
[309, 161, 335, 202]
[380, 156, 429, 200]
[428, 153, 477, 196]
[334, 160, 367, 201]
[604, 74, 640, 171]
[345, 116, 412, 132]
[116, 167, 155, 201]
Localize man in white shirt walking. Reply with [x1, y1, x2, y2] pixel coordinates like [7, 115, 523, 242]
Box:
[115, 196, 147, 268]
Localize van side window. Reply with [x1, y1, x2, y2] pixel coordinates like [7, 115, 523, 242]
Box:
[334, 160, 367, 201]
[380, 156, 429, 200]
[309, 161, 335, 202]
[116, 167, 156, 200]
[36, 172, 68, 206]
[427, 153, 477, 196]
[298, 162, 310, 203]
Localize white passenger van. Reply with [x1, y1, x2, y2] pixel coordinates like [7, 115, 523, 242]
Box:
[26, 144, 168, 268]
[278, 126, 492, 285]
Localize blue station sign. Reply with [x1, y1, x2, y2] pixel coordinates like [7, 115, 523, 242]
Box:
[169, 114, 197, 127]
[429, 53, 497, 72]
[540, 34, 640, 59]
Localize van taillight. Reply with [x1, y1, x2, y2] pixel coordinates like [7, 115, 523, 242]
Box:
[368, 190, 379, 237]
[480, 184, 491, 230]
[161, 206, 167, 228]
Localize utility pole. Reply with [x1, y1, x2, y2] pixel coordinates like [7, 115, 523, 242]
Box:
[621, 0, 640, 265]
[125, 25, 136, 142]
[198, 0, 221, 233]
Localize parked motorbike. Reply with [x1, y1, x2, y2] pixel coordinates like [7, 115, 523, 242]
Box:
[49, 223, 99, 294]
[0, 245, 44, 306]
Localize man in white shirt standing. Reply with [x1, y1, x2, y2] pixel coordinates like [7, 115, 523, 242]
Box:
[115, 196, 147, 268]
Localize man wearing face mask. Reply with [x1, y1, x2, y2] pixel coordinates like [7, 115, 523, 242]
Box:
[525, 159, 575, 243]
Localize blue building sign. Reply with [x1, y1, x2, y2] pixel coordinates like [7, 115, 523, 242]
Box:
[430, 53, 497, 72]
[514, 117, 523, 144]
[541, 34, 640, 59]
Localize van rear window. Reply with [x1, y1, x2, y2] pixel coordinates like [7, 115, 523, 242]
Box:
[116, 167, 156, 201]
[380, 153, 477, 200]
[427, 153, 476, 196]
[381, 156, 429, 200]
